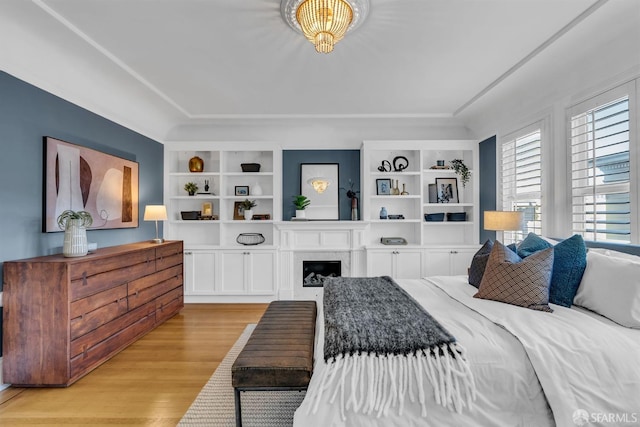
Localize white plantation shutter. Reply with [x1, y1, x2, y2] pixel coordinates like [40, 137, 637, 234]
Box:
[501, 126, 542, 244]
[570, 96, 631, 243]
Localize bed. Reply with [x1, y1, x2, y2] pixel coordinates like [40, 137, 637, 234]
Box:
[293, 274, 640, 427]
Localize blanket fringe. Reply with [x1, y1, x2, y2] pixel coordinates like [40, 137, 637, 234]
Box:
[307, 343, 476, 420]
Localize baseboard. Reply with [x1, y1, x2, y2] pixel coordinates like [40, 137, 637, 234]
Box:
[0, 358, 8, 390]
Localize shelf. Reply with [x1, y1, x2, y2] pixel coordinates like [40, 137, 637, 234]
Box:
[224, 172, 274, 177]
[170, 220, 220, 224]
[371, 195, 421, 199]
[170, 195, 220, 199]
[223, 195, 274, 200]
[371, 172, 421, 177]
[370, 219, 422, 223]
[221, 220, 274, 224]
[423, 221, 475, 226]
[423, 169, 474, 174]
[423, 203, 473, 207]
[169, 172, 220, 177]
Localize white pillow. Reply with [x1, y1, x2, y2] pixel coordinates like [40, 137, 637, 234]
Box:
[588, 247, 640, 262]
[574, 251, 640, 328]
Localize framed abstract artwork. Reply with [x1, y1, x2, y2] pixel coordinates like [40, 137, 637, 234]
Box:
[43, 136, 139, 232]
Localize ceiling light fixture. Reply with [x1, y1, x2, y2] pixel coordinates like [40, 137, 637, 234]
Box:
[281, 0, 369, 54]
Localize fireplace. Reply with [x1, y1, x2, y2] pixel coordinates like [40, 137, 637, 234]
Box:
[302, 260, 341, 287]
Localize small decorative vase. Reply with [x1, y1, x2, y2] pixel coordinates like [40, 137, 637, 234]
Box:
[188, 191, 195, 196]
[391, 180, 400, 195]
[295, 209, 306, 219]
[62, 219, 88, 257]
[244, 209, 253, 220]
[380, 207, 388, 219]
[189, 156, 204, 172]
[401, 183, 409, 195]
[252, 182, 263, 196]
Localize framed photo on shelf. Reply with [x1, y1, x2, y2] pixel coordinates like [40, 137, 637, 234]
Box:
[235, 185, 249, 196]
[435, 177, 459, 203]
[376, 178, 392, 195]
[201, 202, 213, 217]
[233, 201, 245, 220]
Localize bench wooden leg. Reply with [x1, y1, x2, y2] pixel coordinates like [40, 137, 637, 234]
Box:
[235, 388, 242, 427]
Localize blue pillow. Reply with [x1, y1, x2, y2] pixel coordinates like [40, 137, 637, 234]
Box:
[549, 234, 587, 307]
[517, 233, 552, 258]
[468, 239, 493, 288]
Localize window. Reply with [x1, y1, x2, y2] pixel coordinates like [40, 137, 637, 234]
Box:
[501, 126, 543, 244]
[570, 96, 631, 243]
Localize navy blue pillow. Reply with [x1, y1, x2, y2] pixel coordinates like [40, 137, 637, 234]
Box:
[548, 234, 587, 307]
[468, 239, 493, 288]
[517, 233, 552, 258]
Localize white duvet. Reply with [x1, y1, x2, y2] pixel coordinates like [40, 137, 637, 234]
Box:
[293, 276, 640, 427]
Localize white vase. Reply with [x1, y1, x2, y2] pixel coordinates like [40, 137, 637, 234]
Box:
[252, 182, 263, 196]
[244, 209, 253, 220]
[63, 219, 88, 257]
[295, 209, 306, 219]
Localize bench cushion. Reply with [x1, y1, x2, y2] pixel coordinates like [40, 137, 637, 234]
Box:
[232, 300, 316, 389]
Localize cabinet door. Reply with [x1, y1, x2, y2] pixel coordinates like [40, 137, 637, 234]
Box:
[220, 251, 247, 293]
[184, 251, 216, 294]
[424, 250, 452, 276]
[395, 250, 423, 279]
[449, 249, 476, 276]
[248, 252, 276, 294]
[367, 251, 394, 277]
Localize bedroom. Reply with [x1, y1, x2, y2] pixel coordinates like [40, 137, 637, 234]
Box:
[0, 0, 639, 425]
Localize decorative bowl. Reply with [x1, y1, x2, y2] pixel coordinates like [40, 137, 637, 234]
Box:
[240, 163, 261, 172]
[447, 212, 467, 221]
[424, 213, 445, 222]
[236, 233, 265, 245]
[180, 211, 200, 220]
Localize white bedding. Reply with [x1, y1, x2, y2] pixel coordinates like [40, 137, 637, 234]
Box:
[293, 276, 640, 427]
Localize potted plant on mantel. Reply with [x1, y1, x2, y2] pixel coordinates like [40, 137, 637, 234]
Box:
[292, 195, 311, 219]
[57, 210, 93, 257]
[240, 199, 257, 220]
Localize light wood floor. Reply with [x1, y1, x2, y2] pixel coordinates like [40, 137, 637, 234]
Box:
[0, 303, 268, 426]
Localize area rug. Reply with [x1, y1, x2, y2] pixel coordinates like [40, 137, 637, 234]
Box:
[178, 324, 306, 427]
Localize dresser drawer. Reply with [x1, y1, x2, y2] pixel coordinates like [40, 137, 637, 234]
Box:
[128, 265, 183, 310]
[70, 284, 128, 339]
[70, 311, 156, 379]
[70, 301, 156, 359]
[70, 259, 156, 301]
[156, 286, 183, 324]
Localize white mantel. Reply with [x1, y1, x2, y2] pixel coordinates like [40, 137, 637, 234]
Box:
[275, 221, 369, 299]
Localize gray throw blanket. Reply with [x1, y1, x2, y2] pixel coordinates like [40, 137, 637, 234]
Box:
[307, 276, 476, 420]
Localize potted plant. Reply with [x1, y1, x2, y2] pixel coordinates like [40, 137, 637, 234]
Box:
[292, 195, 311, 219]
[450, 159, 470, 188]
[184, 182, 198, 196]
[57, 210, 93, 257]
[240, 199, 257, 220]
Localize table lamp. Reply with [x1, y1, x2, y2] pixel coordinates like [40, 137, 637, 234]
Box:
[144, 205, 167, 243]
[484, 210, 524, 239]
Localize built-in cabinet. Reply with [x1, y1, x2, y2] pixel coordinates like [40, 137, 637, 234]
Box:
[361, 140, 480, 279]
[367, 248, 424, 279]
[166, 140, 480, 301]
[164, 142, 281, 302]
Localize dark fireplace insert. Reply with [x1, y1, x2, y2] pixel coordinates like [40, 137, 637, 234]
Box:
[302, 260, 341, 287]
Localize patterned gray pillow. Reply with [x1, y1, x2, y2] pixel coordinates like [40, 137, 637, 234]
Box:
[468, 239, 493, 288]
[474, 241, 554, 312]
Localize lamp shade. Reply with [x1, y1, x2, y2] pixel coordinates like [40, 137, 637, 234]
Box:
[484, 211, 524, 231]
[144, 205, 167, 221]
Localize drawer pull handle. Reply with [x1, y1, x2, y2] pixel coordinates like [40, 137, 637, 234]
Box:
[82, 272, 88, 286]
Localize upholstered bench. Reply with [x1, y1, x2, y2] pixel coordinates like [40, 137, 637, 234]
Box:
[231, 300, 317, 427]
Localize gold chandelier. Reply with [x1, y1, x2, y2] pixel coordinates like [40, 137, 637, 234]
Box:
[297, 0, 353, 53]
[281, 0, 369, 54]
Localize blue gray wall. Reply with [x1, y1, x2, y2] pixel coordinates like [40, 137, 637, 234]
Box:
[0, 71, 164, 355]
[282, 150, 360, 220]
[479, 136, 497, 243]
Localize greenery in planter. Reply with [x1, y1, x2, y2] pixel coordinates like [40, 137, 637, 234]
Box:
[292, 195, 311, 210]
[57, 210, 93, 230]
[450, 159, 470, 187]
[184, 182, 198, 195]
[240, 199, 257, 210]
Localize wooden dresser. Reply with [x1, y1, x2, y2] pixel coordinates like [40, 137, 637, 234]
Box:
[2, 240, 183, 386]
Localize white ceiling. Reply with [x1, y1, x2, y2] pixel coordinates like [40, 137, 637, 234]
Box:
[1, 0, 637, 140]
